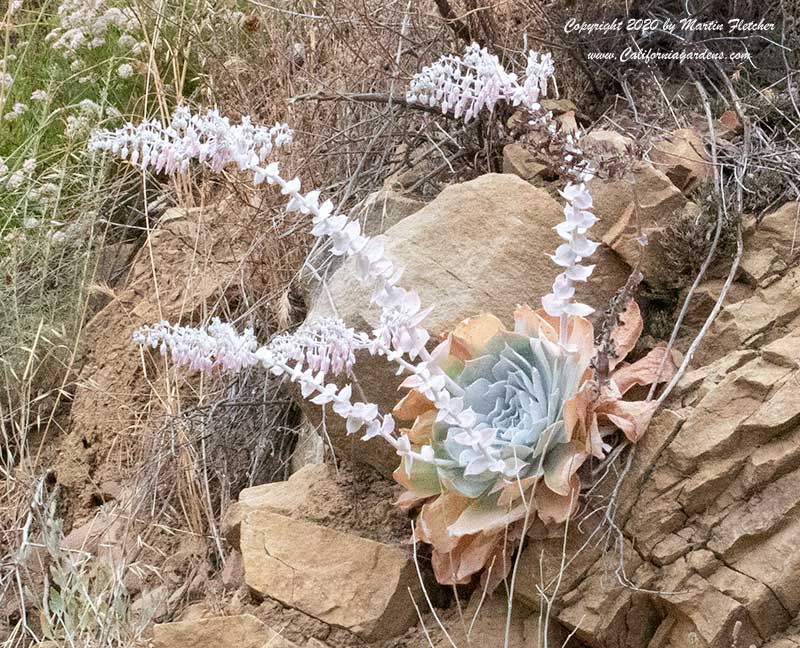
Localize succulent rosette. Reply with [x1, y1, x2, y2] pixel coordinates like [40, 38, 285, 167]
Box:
[393, 302, 676, 586]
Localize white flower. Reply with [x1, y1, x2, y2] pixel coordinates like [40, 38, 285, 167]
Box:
[342, 401, 379, 435]
[39, 182, 60, 199]
[89, 107, 293, 178]
[266, 317, 362, 377]
[3, 102, 27, 122]
[542, 177, 600, 319]
[408, 42, 555, 122]
[133, 318, 259, 373]
[118, 34, 137, 49]
[6, 171, 25, 189]
[46, 0, 141, 61]
[23, 217, 40, 229]
[117, 63, 134, 79]
[363, 415, 395, 442]
[395, 434, 414, 473]
[31, 89, 50, 102]
[451, 427, 506, 477]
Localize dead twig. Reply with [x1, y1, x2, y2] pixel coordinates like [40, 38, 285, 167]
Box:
[290, 90, 453, 117]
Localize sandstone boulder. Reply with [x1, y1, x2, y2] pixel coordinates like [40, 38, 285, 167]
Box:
[502, 143, 549, 183]
[223, 463, 333, 548]
[304, 173, 630, 474]
[740, 203, 800, 286]
[582, 128, 634, 159]
[650, 128, 712, 192]
[356, 188, 426, 237]
[540, 98, 578, 115]
[239, 511, 420, 640]
[152, 614, 297, 648]
[589, 161, 688, 289]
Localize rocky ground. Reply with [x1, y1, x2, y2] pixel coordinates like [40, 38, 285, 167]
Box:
[29, 120, 800, 648]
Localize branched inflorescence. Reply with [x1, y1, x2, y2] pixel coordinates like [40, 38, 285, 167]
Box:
[92, 49, 595, 491]
[406, 43, 598, 327]
[102, 104, 464, 469]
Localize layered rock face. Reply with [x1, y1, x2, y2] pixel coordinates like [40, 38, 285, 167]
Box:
[513, 230, 800, 647]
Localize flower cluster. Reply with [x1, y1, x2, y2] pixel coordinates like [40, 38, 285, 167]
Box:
[65, 99, 107, 139]
[45, 0, 142, 60]
[134, 318, 260, 373]
[513, 50, 555, 111]
[406, 42, 554, 121]
[541, 180, 599, 319]
[2, 157, 36, 191]
[4, 102, 27, 122]
[117, 63, 134, 79]
[89, 107, 294, 176]
[266, 318, 366, 377]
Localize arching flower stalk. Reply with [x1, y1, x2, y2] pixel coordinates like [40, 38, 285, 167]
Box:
[108, 106, 478, 472]
[135, 313, 470, 470]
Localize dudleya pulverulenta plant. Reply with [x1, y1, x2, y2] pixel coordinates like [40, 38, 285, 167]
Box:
[393, 301, 675, 585]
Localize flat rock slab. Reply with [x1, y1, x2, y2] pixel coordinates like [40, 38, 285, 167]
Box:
[240, 511, 420, 641]
[152, 614, 297, 648]
[223, 464, 332, 548]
